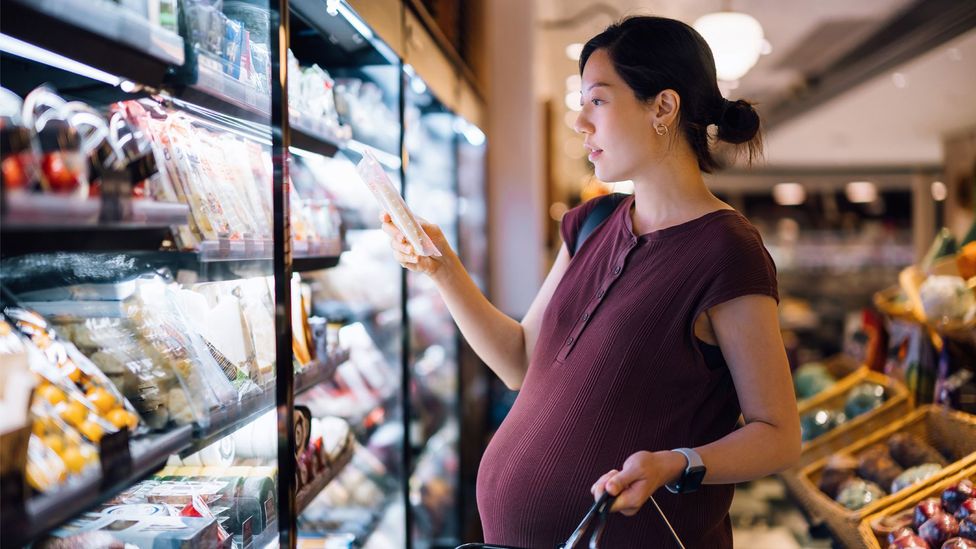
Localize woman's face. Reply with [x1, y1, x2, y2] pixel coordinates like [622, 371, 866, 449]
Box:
[574, 48, 661, 183]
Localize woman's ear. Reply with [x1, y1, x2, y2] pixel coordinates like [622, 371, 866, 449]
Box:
[653, 89, 681, 127]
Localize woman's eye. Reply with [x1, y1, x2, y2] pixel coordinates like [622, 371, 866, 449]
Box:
[591, 98, 605, 106]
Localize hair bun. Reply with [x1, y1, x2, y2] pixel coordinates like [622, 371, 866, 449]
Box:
[716, 99, 760, 145]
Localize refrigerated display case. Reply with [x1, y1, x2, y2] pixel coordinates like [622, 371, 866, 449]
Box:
[402, 65, 461, 548]
[1, 1, 487, 547]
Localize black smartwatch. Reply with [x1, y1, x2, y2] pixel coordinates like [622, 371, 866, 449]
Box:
[664, 448, 706, 494]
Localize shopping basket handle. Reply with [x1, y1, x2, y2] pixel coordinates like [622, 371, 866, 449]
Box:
[558, 492, 615, 549]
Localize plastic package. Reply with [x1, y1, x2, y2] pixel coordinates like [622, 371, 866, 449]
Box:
[22, 87, 88, 197]
[6, 307, 142, 435]
[356, 149, 440, 257]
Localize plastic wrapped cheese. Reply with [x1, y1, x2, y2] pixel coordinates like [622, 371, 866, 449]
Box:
[356, 149, 440, 257]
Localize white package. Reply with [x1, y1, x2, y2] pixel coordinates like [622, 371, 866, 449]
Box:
[355, 149, 441, 257]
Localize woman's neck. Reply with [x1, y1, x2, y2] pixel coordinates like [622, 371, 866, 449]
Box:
[628, 155, 728, 235]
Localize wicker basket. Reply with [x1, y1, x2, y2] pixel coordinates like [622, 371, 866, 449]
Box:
[796, 356, 864, 411]
[873, 284, 918, 323]
[781, 369, 913, 525]
[792, 406, 976, 548]
[857, 464, 976, 548]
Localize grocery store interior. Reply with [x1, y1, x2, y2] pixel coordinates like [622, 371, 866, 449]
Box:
[0, 0, 975, 547]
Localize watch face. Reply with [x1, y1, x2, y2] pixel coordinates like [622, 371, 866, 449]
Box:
[683, 467, 707, 492]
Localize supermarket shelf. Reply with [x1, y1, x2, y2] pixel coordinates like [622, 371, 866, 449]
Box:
[296, 440, 356, 512]
[289, 0, 399, 68]
[4, 425, 193, 547]
[0, 224, 175, 258]
[171, 54, 271, 126]
[0, 0, 184, 88]
[294, 254, 343, 272]
[296, 348, 351, 392]
[291, 117, 348, 158]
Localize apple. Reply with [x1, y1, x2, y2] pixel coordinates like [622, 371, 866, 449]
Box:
[918, 499, 946, 528]
[920, 513, 960, 547]
[944, 481, 976, 515]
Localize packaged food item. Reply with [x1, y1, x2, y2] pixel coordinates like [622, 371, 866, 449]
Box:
[6, 306, 142, 435]
[356, 149, 440, 257]
[22, 87, 88, 197]
[1, 88, 41, 192]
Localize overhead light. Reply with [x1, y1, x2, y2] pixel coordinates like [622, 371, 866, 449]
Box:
[336, 2, 373, 41]
[0, 33, 122, 86]
[693, 12, 765, 81]
[772, 182, 806, 206]
[565, 43, 584, 61]
[565, 91, 581, 112]
[891, 72, 908, 89]
[931, 181, 948, 201]
[845, 181, 878, 204]
[760, 39, 773, 56]
[565, 74, 582, 92]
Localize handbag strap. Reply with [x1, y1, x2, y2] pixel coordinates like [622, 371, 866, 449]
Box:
[559, 492, 614, 548]
[570, 193, 628, 258]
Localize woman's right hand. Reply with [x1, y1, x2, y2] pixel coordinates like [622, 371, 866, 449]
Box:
[379, 212, 455, 281]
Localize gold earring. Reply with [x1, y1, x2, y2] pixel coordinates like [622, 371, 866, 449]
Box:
[655, 124, 669, 136]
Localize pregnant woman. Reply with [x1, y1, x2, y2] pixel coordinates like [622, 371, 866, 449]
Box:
[382, 15, 800, 548]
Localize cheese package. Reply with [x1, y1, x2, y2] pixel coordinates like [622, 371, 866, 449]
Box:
[356, 149, 441, 257]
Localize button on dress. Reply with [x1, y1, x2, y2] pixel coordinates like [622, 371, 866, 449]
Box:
[476, 195, 778, 548]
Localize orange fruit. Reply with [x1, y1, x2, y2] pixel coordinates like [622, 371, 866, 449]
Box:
[107, 409, 137, 430]
[77, 421, 103, 443]
[85, 387, 115, 415]
[66, 366, 82, 384]
[43, 434, 64, 456]
[37, 384, 66, 406]
[60, 400, 88, 427]
[61, 446, 85, 474]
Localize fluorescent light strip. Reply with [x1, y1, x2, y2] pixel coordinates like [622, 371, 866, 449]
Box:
[337, 3, 374, 41]
[345, 139, 401, 169]
[0, 33, 122, 86]
[288, 146, 323, 159]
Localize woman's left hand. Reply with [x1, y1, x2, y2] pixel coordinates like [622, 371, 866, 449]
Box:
[591, 451, 687, 516]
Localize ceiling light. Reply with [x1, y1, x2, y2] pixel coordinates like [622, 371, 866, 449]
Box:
[845, 181, 878, 204]
[892, 72, 908, 89]
[760, 39, 773, 56]
[693, 12, 765, 81]
[565, 43, 584, 61]
[410, 76, 427, 95]
[0, 33, 122, 86]
[772, 182, 805, 206]
[565, 74, 582, 92]
[565, 91, 581, 112]
[931, 181, 948, 201]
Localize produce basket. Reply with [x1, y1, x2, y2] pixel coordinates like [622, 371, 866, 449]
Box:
[796, 356, 864, 410]
[781, 368, 912, 524]
[793, 406, 976, 548]
[798, 369, 912, 468]
[857, 463, 976, 549]
[873, 284, 919, 324]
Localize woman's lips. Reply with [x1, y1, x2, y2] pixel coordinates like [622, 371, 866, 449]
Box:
[585, 144, 603, 162]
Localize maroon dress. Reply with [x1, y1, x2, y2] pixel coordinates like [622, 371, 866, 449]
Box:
[476, 195, 778, 548]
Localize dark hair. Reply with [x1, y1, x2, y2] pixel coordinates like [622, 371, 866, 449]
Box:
[579, 16, 762, 173]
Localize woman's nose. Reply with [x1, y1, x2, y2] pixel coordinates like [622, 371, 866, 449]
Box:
[573, 113, 591, 135]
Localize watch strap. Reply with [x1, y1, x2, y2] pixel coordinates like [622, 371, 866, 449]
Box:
[664, 448, 704, 494]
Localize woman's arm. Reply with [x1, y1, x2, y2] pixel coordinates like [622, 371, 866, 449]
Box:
[593, 294, 801, 514]
[381, 213, 572, 390]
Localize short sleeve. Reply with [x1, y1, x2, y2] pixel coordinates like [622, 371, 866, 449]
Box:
[700, 220, 779, 312]
[559, 196, 606, 256]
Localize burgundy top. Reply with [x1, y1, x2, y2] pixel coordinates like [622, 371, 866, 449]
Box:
[476, 195, 778, 548]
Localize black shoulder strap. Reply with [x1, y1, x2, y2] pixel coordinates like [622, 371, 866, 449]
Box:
[571, 193, 628, 258]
